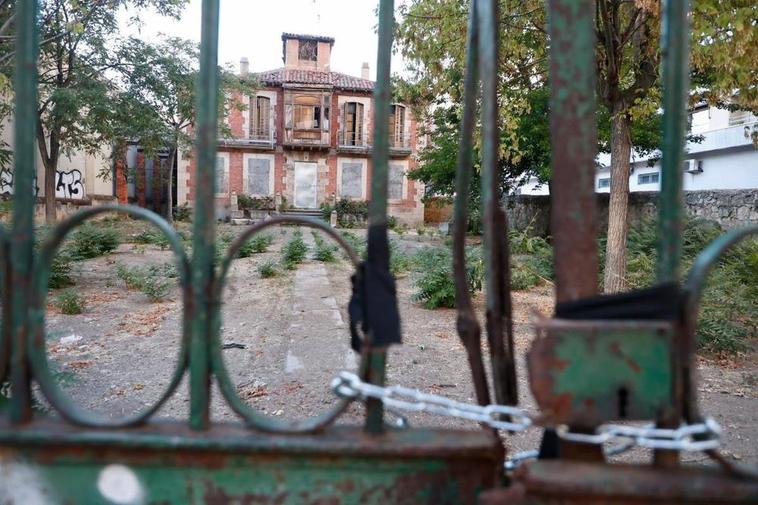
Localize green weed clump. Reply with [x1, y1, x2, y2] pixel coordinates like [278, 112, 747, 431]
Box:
[55, 289, 84, 315]
[411, 246, 483, 309]
[240, 233, 274, 257]
[340, 231, 367, 260]
[389, 240, 412, 275]
[282, 229, 308, 269]
[257, 260, 278, 278]
[70, 223, 121, 259]
[49, 250, 75, 289]
[312, 231, 338, 262]
[115, 262, 174, 302]
[132, 228, 170, 250]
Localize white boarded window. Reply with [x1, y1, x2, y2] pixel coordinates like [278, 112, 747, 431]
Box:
[215, 155, 229, 195]
[340, 162, 363, 198]
[388, 164, 405, 200]
[247, 157, 272, 196]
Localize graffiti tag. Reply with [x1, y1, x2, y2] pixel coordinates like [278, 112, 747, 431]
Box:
[55, 169, 84, 199]
[0, 168, 12, 196]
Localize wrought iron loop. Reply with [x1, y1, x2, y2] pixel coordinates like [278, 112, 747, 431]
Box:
[331, 371, 722, 453]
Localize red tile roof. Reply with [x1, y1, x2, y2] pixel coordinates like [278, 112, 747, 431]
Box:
[255, 68, 373, 92]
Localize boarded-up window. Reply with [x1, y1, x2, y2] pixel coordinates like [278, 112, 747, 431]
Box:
[341, 162, 363, 198]
[343, 102, 364, 145]
[215, 155, 229, 194]
[247, 158, 272, 196]
[251, 96, 271, 139]
[388, 164, 404, 200]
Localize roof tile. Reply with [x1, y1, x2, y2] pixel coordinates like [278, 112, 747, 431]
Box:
[255, 68, 373, 92]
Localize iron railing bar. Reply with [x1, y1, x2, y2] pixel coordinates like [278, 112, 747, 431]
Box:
[364, 0, 395, 435]
[477, 0, 518, 408]
[9, 0, 40, 424]
[452, 0, 491, 409]
[654, 0, 691, 468]
[189, 0, 220, 431]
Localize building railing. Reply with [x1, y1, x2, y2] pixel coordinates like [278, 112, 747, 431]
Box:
[389, 133, 412, 153]
[249, 126, 274, 143]
[338, 130, 371, 149]
[283, 128, 330, 147]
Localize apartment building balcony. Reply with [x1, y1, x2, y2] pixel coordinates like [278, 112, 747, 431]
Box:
[282, 128, 331, 150]
[389, 133, 412, 157]
[337, 130, 371, 154]
[218, 127, 275, 150]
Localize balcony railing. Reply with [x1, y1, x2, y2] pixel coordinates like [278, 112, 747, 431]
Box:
[249, 126, 274, 143]
[337, 130, 371, 152]
[283, 128, 330, 148]
[389, 133, 412, 155]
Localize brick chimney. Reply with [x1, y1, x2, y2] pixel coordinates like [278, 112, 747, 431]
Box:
[240, 57, 249, 77]
[361, 62, 370, 80]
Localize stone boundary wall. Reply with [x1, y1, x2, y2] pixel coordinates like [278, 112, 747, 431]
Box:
[505, 190, 758, 236]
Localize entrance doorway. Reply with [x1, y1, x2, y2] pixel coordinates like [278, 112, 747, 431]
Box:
[294, 162, 318, 209]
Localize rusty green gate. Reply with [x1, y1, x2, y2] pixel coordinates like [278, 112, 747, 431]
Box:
[1, 0, 757, 503]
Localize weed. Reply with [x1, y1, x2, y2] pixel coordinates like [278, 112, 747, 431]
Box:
[69, 223, 121, 259]
[115, 262, 174, 302]
[141, 275, 171, 302]
[132, 229, 169, 249]
[55, 289, 84, 314]
[282, 229, 308, 269]
[49, 250, 75, 289]
[340, 231, 367, 260]
[389, 240, 412, 275]
[258, 260, 278, 278]
[241, 233, 274, 256]
[411, 246, 483, 309]
[312, 231, 337, 262]
[173, 203, 192, 222]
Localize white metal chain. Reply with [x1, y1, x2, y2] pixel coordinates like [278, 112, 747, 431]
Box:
[331, 371, 722, 455]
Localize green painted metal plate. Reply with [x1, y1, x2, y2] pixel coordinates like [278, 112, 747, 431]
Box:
[528, 319, 675, 427]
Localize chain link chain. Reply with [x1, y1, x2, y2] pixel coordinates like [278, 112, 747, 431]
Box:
[331, 371, 722, 455]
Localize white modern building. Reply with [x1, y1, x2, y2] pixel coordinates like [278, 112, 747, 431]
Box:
[519, 107, 758, 195]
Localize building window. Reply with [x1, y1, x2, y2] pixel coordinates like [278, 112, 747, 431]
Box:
[637, 172, 659, 185]
[389, 104, 406, 147]
[343, 102, 365, 145]
[388, 163, 405, 200]
[340, 162, 364, 198]
[597, 177, 610, 189]
[298, 40, 317, 62]
[728, 109, 756, 126]
[246, 157, 272, 196]
[251, 96, 271, 139]
[293, 94, 321, 130]
[215, 154, 229, 195]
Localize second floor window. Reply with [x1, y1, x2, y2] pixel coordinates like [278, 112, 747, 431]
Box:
[343, 102, 364, 145]
[637, 172, 659, 185]
[294, 95, 321, 130]
[389, 104, 406, 146]
[251, 96, 271, 139]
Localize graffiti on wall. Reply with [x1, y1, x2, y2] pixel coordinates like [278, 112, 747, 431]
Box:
[0, 168, 12, 196]
[55, 169, 85, 199]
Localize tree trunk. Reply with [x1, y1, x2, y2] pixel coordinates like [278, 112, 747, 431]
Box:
[36, 124, 59, 224]
[603, 111, 632, 293]
[165, 147, 175, 223]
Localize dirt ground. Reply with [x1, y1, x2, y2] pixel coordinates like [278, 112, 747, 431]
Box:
[41, 222, 757, 469]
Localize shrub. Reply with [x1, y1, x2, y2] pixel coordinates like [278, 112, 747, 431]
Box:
[389, 240, 412, 275]
[49, 250, 75, 289]
[312, 231, 337, 262]
[411, 246, 483, 309]
[116, 263, 144, 290]
[55, 289, 84, 314]
[258, 260, 278, 278]
[510, 266, 540, 291]
[282, 229, 308, 269]
[132, 228, 169, 249]
[69, 223, 121, 259]
[173, 203, 192, 222]
[246, 233, 275, 255]
[140, 275, 171, 302]
[238, 194, 275, 211]
[325, 198, 369, 227]
[340, 231, 367, 260]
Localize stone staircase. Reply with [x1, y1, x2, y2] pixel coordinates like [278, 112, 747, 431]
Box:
[280, 208, 325, 222]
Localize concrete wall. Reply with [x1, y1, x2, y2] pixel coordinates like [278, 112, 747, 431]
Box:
[505, 189, 758, 236]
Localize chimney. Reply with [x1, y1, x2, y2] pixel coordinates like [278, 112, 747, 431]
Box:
[361, 62, 370, 80]
[240, 57, 249, 77]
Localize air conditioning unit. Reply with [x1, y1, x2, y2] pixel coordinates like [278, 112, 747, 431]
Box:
[683, 159, 703, 174]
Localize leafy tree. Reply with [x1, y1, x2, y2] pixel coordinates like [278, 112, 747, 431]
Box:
[109, 36, 254, 221]
[0, 0, 186, 223]
[397, 0, 757, 293]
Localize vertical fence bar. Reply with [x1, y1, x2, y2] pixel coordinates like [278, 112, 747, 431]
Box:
[546, 0, 601, 461]
[9, 0, 40, 424]
[364, 0, 395, 434]
[656, 0, 690, 468]
[657, 0, 690, 283]
[477, 0, 518, 408]
[547, 0, 599, 304]
[189, 0, 220, 430]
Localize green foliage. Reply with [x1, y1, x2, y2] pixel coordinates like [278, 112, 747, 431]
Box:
[173, 203, 192, 222]
[322, 199, 369, 228]
[340, 231, 367, 260]
[55, 289, 84, 315]
[282, 229, 308, 269]
[257, 260, 278, 279]
[411, 245, 483, 309]
[69, 223, 121, 259]
[115, 262, 174, 302]
[312, 231, 338, 263]
[238, 233, 274, 257]
[132, 228, 170, 249]
[49, 250, 75, 289]
[238, 194, 275, 211]
[389, 240, 412, 275]
[510, 266, 540, 291]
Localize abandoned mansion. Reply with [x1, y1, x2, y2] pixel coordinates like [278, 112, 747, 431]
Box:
[177, 33, 424, 225]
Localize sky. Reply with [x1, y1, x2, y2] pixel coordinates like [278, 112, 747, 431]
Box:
[120, 0, 408, 81]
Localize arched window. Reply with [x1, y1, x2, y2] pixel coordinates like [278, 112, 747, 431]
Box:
[343, 102, 364, 145]
[389, 104, 406, 147]
[251, 95, 271, 139]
